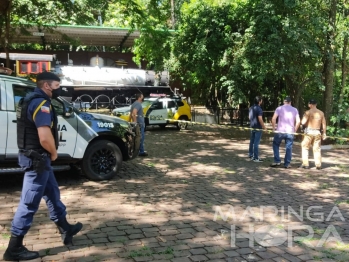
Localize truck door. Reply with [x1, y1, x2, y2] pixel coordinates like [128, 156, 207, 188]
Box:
[0, 80, 7, 156]
[51, 99, 78, 159]
[148, 99, 168, 125]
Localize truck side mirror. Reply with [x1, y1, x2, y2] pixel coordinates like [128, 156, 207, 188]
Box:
[64, 106, 74, 117]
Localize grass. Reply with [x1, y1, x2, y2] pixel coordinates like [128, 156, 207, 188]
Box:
[224, 169, 236, 174]
[335, 199, 349, 205]
[319, 183, 332, 189]
[295, 237, 349, 262]
[146, 162, 155, 167]
[305, 173, 312, 178]
[321, 249, 337, 259]
[1, 233, 10, 239]
[213, 248, 224, 254]
[127, 246, 174, 258]
[212, 176, 220, 182]
[128, 246, 153, 258]
[45, 248, 51, 255]
[275, 224, 284, 229]
[313, 228, 326, 235]
[116, 238, 127, 244]
[214, 215, 223, 221]
[294, 236, 316, 245]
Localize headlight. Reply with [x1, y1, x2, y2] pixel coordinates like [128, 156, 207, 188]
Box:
[120, 122, 130, 129]
[114, 111, 129, 116]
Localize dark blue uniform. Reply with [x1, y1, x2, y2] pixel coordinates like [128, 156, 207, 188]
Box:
[11, 88, 66, 236]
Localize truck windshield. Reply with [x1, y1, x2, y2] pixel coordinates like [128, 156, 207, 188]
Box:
[58, 97, 81, 114]
[142, 100, 153, 108]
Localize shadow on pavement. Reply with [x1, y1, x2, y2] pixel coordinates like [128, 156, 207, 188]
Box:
[0, 124, 348, 261]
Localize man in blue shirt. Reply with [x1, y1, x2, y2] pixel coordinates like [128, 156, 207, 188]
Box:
[248, 96, 266, 162]
[3, 72, 82, 261]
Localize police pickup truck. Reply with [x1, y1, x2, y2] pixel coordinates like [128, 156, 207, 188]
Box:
[0, 74, 140, 181]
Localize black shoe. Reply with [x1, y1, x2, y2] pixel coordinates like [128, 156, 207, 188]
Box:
[3, 245, 39, 261]
[316, 167, 322, 170]
[298, 165, 309, 169]
[139, 152, 148, 157]
[55, 218, 83, 245]
[270, 163, 281, 167]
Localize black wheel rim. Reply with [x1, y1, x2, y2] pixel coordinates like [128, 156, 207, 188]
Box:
[178, 122, 187, 129]
[90, 148, 116, 175]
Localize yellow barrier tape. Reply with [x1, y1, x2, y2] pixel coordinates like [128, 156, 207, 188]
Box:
[166, 118, 349, 142]
[113, 112, 349, 142]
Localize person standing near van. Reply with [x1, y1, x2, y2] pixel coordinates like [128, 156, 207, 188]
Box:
[248, 96, 266, 162]
[130, 93, 148, 156]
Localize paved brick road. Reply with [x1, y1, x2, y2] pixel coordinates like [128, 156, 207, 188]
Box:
[0, 125, 349, 262]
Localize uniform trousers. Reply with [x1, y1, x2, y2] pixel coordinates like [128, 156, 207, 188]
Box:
[11, 153, 66, 236]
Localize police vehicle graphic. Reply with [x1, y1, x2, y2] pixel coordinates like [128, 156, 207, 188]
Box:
[112, 95, 192, 130]
[0, 75, 140, 181]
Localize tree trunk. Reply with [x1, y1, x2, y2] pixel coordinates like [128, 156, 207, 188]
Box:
[322, 0, 336, 124]
[4, 0, 11, 68]
[170, 0, 175, 29]
[338, 27, 348, 109]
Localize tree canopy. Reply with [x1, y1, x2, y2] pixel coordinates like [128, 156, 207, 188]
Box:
[1, 0, 349, 138]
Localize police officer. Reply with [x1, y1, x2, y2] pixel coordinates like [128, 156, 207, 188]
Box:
[299, 99, 327, 170]
[3, 72, 83, 261]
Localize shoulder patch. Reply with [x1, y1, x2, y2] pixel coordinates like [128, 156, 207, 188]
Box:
[41, 106, 50, 114]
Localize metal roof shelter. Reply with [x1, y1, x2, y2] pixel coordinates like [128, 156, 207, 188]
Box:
[13, 24, 140, 48]
[0, 53, 55, 61]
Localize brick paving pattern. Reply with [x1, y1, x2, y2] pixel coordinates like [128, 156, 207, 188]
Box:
[0, 125, 348, 261]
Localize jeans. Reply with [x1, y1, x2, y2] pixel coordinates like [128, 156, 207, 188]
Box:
[273, 133, 294, 167]
[249, 130, 262, 159]
[139, 123, 145, 154]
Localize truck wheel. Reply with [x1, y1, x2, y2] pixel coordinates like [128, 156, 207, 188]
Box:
[82, 140, 122, 181]
[159, 124, 167, 129]
[177, 116, 189, 130]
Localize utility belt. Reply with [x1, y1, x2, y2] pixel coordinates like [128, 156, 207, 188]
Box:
[19, 148, 49, 155]
[19, 149, 50, 173]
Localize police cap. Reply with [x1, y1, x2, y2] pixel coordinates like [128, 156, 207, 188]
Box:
[36, 72, 60, 82]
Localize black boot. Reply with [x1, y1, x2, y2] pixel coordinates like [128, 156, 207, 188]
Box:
[3, 234, 39, 261]
[55, 217, 83, 245]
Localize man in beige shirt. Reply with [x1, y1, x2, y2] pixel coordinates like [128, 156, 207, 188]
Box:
[299, 99, 326, 170]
